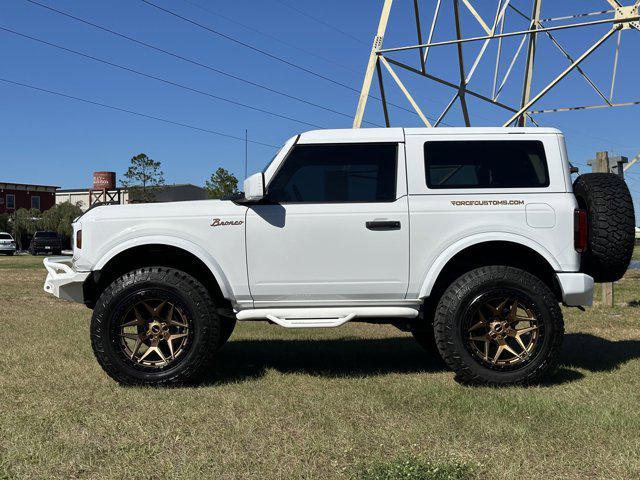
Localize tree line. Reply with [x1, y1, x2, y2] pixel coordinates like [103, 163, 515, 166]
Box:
[0, 202, 83, 250]
[0, 154, 241, 250]
[124, 153, 239, 201]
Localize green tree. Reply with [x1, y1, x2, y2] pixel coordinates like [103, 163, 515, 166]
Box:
[41, 202, 83, 238]
[11, 208, 41, 250]
[205, 167, 239, 199]
[121, 153, 165, 202]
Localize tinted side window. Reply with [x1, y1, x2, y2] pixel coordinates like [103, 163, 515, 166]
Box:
[268, 144, 397, 203]
[424, 140, 549, 189]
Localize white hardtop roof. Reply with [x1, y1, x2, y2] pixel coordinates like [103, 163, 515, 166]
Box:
[298, 127, 561, 143]
[299, 128, 404, 143]
[404, 127, 562, 135]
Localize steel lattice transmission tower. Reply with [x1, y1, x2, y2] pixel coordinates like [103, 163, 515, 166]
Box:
[353, 0, 640, 128]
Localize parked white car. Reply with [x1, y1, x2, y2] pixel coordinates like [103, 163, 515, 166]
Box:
[43, 128, 635, 386]
[0, 232, 16, 256]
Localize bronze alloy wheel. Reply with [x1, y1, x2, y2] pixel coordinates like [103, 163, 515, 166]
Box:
[464, 294, 543, 370]
[117, 298, 191, 368]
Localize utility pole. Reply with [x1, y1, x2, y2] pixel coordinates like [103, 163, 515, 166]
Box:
[593, 151, 614, 307]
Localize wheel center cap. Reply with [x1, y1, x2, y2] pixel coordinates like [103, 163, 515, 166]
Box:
[147, 321, 167, 338]
[489, 320, 510, 339]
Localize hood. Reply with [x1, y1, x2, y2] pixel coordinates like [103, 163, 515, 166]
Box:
[79, 199, 247, 222]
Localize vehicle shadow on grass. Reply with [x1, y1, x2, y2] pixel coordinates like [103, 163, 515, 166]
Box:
[205, 336, 444, 385]
[201, 332, 640, 386]
[559, 333, 640, 372]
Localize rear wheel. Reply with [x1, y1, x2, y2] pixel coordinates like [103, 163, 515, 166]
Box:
[91, 267, 220, 386]
[434, 266, 563, 386]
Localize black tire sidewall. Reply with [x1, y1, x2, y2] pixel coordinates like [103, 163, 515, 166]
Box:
[91, 268, 220, 385]
[435, 267, 563, 385]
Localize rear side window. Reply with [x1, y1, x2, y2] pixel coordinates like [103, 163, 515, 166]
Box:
[424, 140, 549, 189]
[268, 143, 397, 203]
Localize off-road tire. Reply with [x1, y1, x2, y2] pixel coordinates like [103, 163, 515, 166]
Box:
[91, 267, 220, 386]
[573, 173, 635, 282]
[434, 266, 564, 386]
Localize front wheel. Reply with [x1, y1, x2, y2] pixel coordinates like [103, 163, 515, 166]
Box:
[434, 266, 564, 386]
[91, 267, 221, 386]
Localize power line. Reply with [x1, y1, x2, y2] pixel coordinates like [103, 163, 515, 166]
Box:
[23, 0, 379, 126]
[138, 0, 441, 123]
[0, 77, 278, 148]
[0, 25, 324, 129]
[178, 0, 357, 73]
[271, 0, 368, 46]
[140, 0, 361, 92]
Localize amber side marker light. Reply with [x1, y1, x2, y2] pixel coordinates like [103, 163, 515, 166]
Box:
[574, 209, 588, 253]
[76, 230, 82, 250]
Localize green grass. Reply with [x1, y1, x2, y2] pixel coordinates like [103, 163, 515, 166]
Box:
[1, 255, 640, 479]
[0, 254, 45, 270]
[354, 457, 474, 480]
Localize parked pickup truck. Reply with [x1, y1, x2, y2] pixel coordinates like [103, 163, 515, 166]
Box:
[43, 128, 635, 386]
[30, 231, 63, 256]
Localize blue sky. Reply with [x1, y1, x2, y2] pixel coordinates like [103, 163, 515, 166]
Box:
[1, 0, 639, 211]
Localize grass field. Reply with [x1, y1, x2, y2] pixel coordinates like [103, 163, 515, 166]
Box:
[1, 255, 639, 479]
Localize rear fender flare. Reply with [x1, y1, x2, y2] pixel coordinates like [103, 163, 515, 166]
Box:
[418, 232, 561, 299]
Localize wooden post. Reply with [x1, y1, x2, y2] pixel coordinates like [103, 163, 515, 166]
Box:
[593, 151, 614, 307]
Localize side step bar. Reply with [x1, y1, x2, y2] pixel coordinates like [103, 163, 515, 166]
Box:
[235, 307, 419, 328]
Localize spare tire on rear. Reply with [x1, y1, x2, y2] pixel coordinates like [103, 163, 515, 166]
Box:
[573, 173, 635, 282]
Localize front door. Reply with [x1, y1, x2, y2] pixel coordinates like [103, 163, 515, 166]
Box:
[246, 142, 409, 306]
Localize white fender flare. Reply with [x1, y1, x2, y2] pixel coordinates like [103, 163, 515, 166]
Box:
[418, 232, 561, 299]
[93, 235, 234, 301]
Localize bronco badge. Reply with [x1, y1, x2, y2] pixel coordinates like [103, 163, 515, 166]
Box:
[211, 218, 243, 227]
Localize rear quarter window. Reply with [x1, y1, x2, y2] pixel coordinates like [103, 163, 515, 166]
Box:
[424, 140, 549, 189]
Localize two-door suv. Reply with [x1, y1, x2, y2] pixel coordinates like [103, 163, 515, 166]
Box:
[43, 128, 635, 386]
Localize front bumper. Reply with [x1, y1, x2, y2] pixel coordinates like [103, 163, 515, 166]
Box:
[43, 256, 90, 303]
[556, 273, 594, 306]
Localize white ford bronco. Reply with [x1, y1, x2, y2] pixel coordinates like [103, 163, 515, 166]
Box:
[43, 128, 635, 386]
